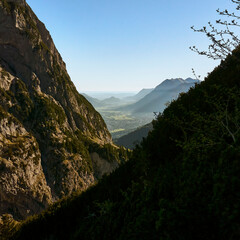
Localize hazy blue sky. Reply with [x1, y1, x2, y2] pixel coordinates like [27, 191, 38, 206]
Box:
[27, 0, 236, 91]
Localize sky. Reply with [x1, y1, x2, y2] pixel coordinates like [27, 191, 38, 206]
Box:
[26, 0, 236, 92]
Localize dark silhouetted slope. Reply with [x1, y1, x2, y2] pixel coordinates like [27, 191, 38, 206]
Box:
[114, 123, 153, 149]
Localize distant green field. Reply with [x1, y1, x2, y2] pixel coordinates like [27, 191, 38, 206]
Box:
[96, 108, 153, 139]
[108, 115, 133, 120]
[110, 128, 125, 133]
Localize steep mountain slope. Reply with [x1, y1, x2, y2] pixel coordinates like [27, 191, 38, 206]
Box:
[100, 96, 121, 106]
[81, 93, 102, 108]
[123, 88, 153, 102]
[82, 94, 123, 108]
[0, 0, 127, 220]
[114, 122, 153, 149]
[120, 78, 199, 114]
[10, 46, 240, 240]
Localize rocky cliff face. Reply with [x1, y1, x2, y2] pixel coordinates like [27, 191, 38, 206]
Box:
[0, 0, 127, 220]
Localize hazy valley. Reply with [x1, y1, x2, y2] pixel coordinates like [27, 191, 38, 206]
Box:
[83, 78, 199, 142]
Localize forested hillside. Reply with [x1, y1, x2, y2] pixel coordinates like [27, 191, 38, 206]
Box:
[114, 122, 153, 149]
[8, 43, 240, 240]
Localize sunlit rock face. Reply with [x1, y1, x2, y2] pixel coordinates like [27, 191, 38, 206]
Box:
[0, 0, 124, 220]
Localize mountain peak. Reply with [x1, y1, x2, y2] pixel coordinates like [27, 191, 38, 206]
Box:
[156, 78, 184, 89]
[157, 78, 199, 90]
[118, 77, 199, 114]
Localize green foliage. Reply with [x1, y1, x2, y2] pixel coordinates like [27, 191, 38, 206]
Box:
[62, 129, 129, 173]
[1, 68, 10, 79]
[49, 57, 70, 85]
[0, 105, 8, 120]
[88, 142, 128, 163]
[34, 41, 50, 53]
[95, 199, 115, 216]
[0, 214, 19, 240]
[9, 79, 34, 121]
[0, 78, 34, 122]
[63, 130, 93, 173]
[0, 104, 21, 127]
[30, 94, 66, 126]
[1, 0, 12, 14]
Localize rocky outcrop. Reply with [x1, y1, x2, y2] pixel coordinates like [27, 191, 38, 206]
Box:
[0, 0, 128, 219]
[0, 109, 52, 219]
[91, 152, 118, 179]
[0, 214, 18, 240]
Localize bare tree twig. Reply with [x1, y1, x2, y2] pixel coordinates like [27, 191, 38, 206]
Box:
[190, 0, 240, 60]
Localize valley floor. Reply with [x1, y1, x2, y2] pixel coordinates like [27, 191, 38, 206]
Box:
[96, 107, 154, 139]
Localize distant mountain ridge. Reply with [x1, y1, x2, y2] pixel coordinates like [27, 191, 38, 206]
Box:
[82, 88, 153, 108]
[101, 96, 121, 106]
[120, 78, 199, 114]
[83, 78, 198, 112]
[82, 79, 198, 141]
[81, 94, 122, 108]
[113, 78, 199, 148]
[81, 93, 102, 108]
[123, 88, 154, 102]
